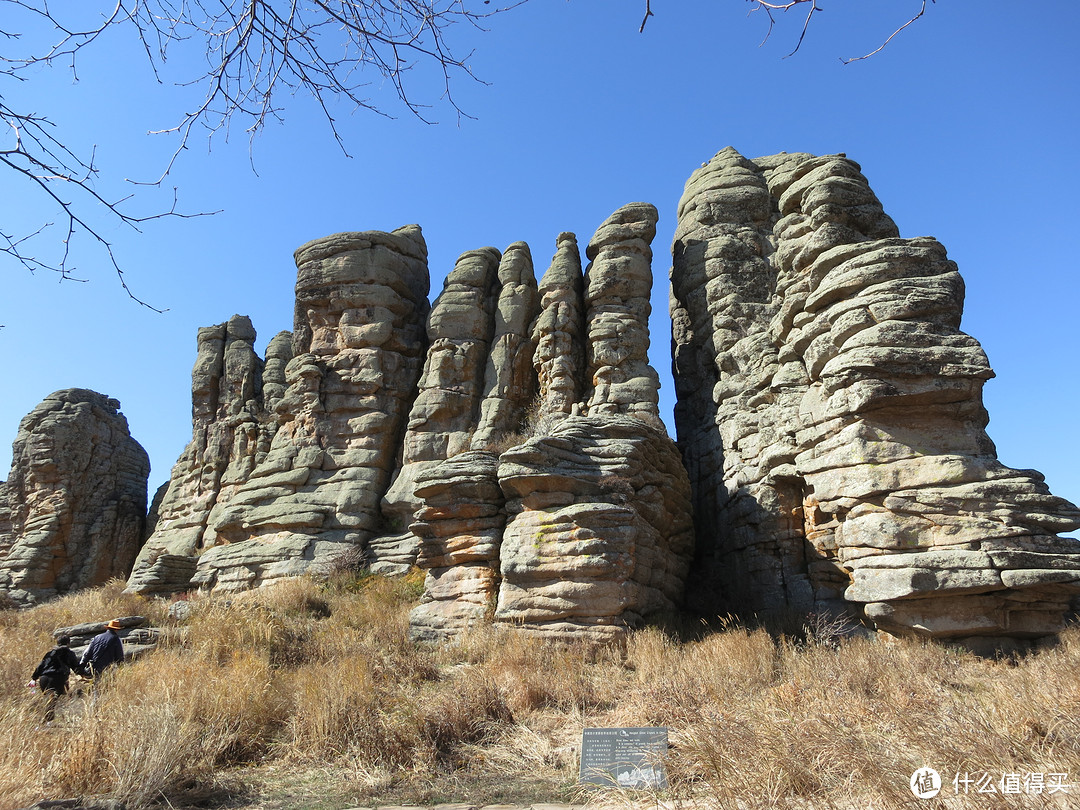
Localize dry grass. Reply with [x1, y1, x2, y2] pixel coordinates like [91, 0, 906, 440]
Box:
[3, 574, 1080, 809]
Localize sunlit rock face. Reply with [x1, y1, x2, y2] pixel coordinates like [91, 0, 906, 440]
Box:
[128, 316, 291, 595]
[407, 204, 694, 642]
[133, 228, 430, 594]
[0, 389, 149, 606]
[671, 147, 1080, 649]
[496, 415, 694, 643]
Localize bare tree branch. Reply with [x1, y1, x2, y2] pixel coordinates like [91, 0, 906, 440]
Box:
[744, 0, 930, 60]
[1, 0, 513, 303]
[841, 0, 929, 64]
[639, 0, 653, 33]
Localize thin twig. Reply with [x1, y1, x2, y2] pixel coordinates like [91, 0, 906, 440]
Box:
[841, 0, 929, 64]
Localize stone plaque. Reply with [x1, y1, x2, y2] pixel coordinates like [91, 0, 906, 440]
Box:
[579, 727, 668, 789]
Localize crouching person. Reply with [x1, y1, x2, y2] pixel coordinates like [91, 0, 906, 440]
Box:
[30, 635, 83, 722]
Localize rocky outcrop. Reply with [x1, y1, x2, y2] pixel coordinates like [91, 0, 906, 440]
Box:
[533, 234, 586, 422]
[408, 451, 505, 640]
[127, 316, 290, 594]
[406, 205, 694, 642]
[381, 247, 503, 537]
[0, 390, 149, 606]
[671, 147, 1080, 647]
[497, 415, 694, 642]
[132, 228, 430, 594]
[583, 202, 663, 428]
[472, 242, 540, 451]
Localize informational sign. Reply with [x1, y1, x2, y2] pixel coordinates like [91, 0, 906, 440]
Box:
[579, 727, 668, 789]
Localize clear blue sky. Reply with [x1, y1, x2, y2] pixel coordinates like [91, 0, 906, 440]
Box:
[3, 1, 1078, 521]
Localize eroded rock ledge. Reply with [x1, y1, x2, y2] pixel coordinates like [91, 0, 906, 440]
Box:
[670, 147, 1080, 649]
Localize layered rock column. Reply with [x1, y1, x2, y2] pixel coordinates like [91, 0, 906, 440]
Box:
[583, 203, 664, 428]
[489, 205, 694, 642]
[532, 233, 586, 422]
[179, 227, 430, 593]
[408, 451, 505, 640]
[406, 207, 694, 642]
[0, 389, 149, 606]
[128, 316, 290, 594]
[403, 244, 541, 633]
[381, 247, 502, 534]
[671, 148, 1080, 647]
[472, 242, 541, 451]
[496, 416, 694, 642]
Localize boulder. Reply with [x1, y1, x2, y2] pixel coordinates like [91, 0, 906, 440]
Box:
[0, 390, 149, 606]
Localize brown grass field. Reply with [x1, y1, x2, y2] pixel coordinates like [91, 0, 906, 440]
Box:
[2, 572, 1079, 810]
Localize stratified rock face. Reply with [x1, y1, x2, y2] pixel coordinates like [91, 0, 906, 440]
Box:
[127, 316, 291, 594]
[533, 233, 586, 421]
[408, 450, 505, 640]
[472, 242, 540, 451]
[583, 203, 663, 428]
[671, 147, 1080, 646]
[497, 416, 694, 642]
[0, 389, 149, 605]
[381, 247, 503, 542]
[137, 228, 431, 594]
[406, 205, 694, 642]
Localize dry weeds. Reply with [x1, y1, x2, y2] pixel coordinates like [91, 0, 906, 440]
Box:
[2, 573, 1079, 809]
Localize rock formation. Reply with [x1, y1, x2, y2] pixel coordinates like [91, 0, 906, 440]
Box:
[52, 145, 1072, 651]
[533, 233, 586, 421]
[380, 246, 504, 550]
[409, 203, 694, 642]
[128, 316, 290, 594]
[130, 227, 429, 594]
[670, 147, 1080, 649]
[0, 389, 149, 606]
[496, 415, 694, 642]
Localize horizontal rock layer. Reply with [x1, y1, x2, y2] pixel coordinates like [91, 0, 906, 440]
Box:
[670, 147, 1080, 644]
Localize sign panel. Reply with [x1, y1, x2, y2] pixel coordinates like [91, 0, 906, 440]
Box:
[579, 727, 668, 789]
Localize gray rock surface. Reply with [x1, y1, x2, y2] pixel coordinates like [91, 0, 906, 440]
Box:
[0, 390, 149, 606]
[134, 228, 430, 595]
[532, 233, 586, 423]
[670, 147, 1080, 643]
[381, 246, 502, 540]
[583, 203, 663, 428]
[128, 316, 291, 594]
[497, 415, 694, 642]
[408, 450, 505, 640]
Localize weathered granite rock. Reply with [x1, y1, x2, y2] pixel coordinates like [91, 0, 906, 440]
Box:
[583, 203, 664, 429]
[0, 390, 149, 606]
[380, 247, 502, 539]
[472, 242, 541, 451]
[532, 233, 586, 422]
[405, 207, 692, 642]
[496, 415, 694, 642]
[671, 147, 1080, 644]
[136, 228, 430, 594]
[408, 451, 505, 640]
[127, 316, 291, 594]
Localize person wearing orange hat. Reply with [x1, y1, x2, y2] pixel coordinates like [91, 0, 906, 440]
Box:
[79, 619, 125, 678]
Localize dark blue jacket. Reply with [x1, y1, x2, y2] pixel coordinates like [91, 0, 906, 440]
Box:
[80, 629, 124, 675]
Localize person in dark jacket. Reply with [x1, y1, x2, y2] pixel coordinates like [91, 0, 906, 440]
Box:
[80, 619, 125, 678]
[30, 635, 83, 721]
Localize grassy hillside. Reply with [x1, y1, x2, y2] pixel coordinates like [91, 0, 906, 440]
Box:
[2, 573, 1079, 809]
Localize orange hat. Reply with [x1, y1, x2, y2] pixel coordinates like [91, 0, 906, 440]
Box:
[105, 619, 124, 630]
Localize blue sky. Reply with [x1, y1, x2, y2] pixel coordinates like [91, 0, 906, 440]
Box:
[3, 0, 1078, 518]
